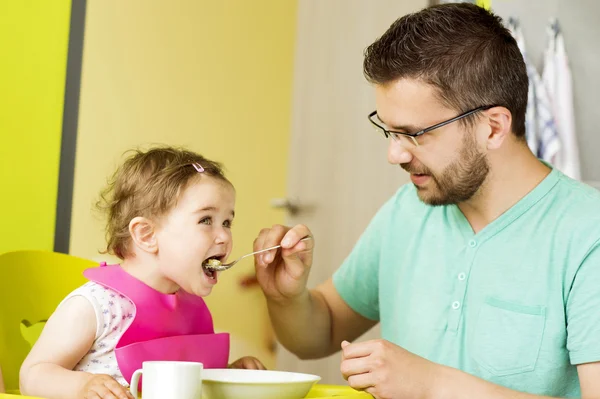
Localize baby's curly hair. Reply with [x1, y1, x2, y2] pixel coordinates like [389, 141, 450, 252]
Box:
[97, 146, 230, 259]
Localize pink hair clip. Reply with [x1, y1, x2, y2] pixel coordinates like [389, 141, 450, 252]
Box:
[191, 162, 205, 173]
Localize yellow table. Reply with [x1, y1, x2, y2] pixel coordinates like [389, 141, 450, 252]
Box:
[0, 384, 372, 399]
[307, 384, 372, 398]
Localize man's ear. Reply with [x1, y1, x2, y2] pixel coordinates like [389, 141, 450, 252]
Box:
[129, 216, 158, 254]
[484, 106, 512, 150]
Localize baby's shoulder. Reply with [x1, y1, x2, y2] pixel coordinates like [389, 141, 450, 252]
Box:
[61, 281, 135, 340]
[64, 281, 132, 307]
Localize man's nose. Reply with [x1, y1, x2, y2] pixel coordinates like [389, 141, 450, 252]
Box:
[388, 137, 414, 165]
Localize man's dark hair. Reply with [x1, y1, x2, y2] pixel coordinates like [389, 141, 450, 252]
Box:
[364, 3, 528, 138]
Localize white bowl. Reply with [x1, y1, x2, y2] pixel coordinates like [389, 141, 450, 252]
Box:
[202, 369, 321, 399]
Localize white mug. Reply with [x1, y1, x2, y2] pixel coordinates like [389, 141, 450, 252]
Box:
[130, 361, 203, 399]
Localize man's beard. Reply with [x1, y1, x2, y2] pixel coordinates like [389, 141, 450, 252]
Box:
[402, 133, 490, 206]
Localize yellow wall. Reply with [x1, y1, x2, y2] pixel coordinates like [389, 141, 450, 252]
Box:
[71, 1, 297, 367]
[0, 1, 71, 254]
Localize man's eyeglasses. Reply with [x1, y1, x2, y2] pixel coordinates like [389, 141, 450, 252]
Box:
[368, 105, 497, 146]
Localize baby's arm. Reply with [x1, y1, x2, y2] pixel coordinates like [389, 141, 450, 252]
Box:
[19, 296, 130, 399]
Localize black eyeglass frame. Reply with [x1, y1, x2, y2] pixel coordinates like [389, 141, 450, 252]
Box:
[368, 105, 497, 145]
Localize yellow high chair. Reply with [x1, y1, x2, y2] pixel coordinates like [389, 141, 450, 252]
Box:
[0, 250, 95, 393]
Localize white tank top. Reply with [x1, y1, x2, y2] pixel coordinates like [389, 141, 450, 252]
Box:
[60, 281, 135, 386]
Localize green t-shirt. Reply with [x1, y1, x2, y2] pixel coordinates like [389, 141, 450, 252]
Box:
[334, 167, 600, 397]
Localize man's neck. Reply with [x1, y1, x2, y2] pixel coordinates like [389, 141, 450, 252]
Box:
[458, 147, 551, 234]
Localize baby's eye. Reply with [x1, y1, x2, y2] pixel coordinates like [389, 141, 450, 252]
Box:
[199, 217, 212, 225]
[223, 219, 233, 228]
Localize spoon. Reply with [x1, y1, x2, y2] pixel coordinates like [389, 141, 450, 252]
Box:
[203, 236, 312, 271]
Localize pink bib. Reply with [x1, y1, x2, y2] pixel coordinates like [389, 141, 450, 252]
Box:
[84, 264, 230, 384]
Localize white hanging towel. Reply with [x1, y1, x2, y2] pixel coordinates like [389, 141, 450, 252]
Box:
[507, 18, 538, 156]
[507, 18, 559, 162]
[542, 19, 581, 180]
[534, 64, 560, 165]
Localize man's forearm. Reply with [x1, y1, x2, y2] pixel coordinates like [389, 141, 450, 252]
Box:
[267, 289, 334, 359]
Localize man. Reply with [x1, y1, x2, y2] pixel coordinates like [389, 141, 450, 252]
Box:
[254, 3, 600, 399]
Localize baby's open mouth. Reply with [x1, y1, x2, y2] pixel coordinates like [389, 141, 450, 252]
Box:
[202, 255, 224, 279]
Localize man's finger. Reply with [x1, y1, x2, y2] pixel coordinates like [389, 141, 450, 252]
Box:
[341, 340, 378, 359]
[340, 357, 371, 380]
[262, 225, 289, 263]
[280, 224, 312, 249]
[347, 372, 374, 391]
[253, 228, 271, 266]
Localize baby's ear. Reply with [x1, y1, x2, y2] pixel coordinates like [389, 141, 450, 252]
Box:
[129, 216, 158, 254]
[20, 319, 47, 348]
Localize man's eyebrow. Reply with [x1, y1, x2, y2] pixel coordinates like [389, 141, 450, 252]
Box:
[378, 114, 422, 132]
[390, 123, 423, 132]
